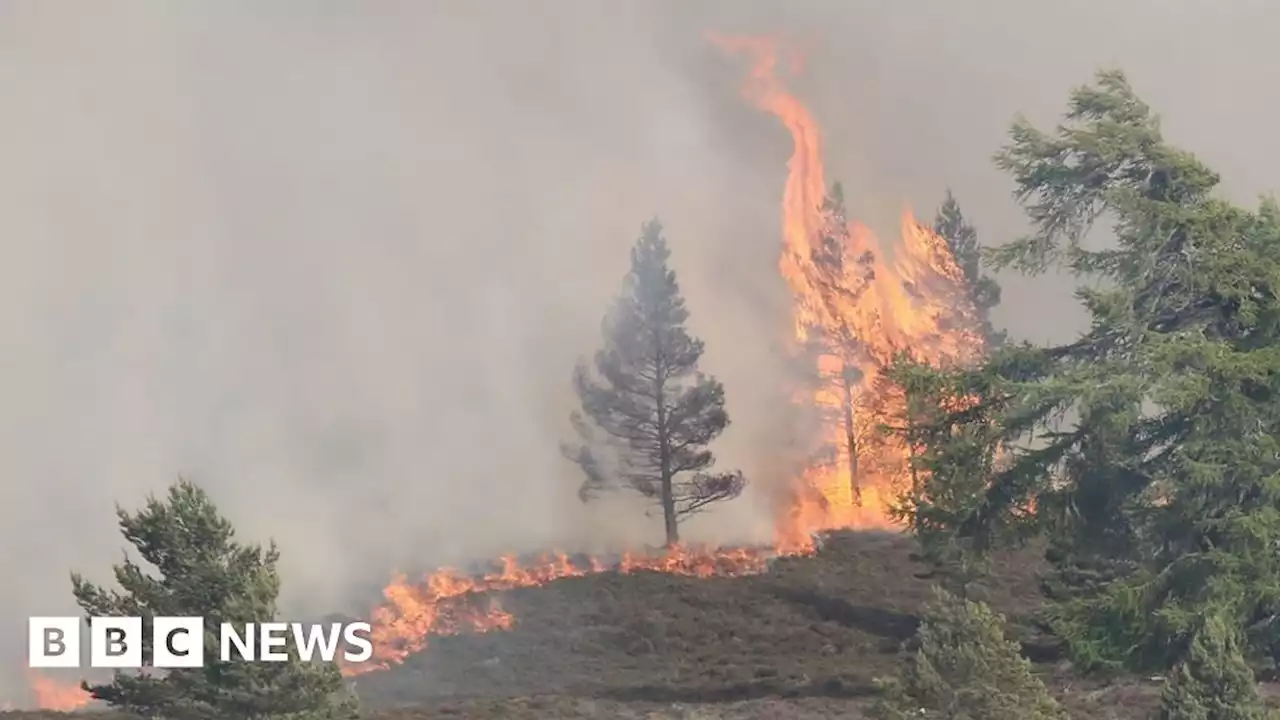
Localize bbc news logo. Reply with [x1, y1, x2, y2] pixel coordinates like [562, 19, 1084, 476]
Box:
[28, 617, 374, 668]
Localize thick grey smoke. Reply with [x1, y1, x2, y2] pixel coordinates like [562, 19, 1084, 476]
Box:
[2, 0, 1277, 704]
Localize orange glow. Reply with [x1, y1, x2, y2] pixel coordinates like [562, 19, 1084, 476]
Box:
[713, 34, 985, 552]
[343, 547, 771, 676]
[348, 34, 986, 678]
[28, 671, 92, 711]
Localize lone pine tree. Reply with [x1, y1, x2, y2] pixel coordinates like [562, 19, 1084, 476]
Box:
[71, 479, 358, 720]
[565, 218, 745, 546]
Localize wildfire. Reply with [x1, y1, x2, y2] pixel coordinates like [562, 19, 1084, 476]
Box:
[6, 36, 987, 705]
[344, 546, 771, 675]
[343, 34, 986, 679]
[712, 34, 985, 553]
[27, 671, 92, 711]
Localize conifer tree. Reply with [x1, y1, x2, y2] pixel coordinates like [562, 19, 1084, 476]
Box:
[803, 183, 877, 504]
[893, 68, 1280, 701]
[933, 190, 1005, 346]
[886, 355, 1003, 598]
[870, 587, 1065, 720]
[1159, 614, 1269, 720]
[565, 219, 745, 546]
[72, 479, 358, 720]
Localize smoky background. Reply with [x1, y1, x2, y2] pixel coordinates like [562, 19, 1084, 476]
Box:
[1, 0, 1277, 701]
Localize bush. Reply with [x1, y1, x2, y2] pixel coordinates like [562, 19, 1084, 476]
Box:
[1158, 613, 1270, 720]
[869, 586, 1064, 720]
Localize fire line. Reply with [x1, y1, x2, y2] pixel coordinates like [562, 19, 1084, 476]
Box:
[23, 37, 989, 705]
[340, 34, 987, 680]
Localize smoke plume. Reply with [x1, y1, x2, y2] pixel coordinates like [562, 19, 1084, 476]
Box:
[2, 0, 1276, 703]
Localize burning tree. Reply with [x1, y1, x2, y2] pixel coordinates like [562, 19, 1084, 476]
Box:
[933, 190, 1004, 347]
[715, 35, 992, 549]
[798, 183, 877, 506]
[564, 219, 746, 546]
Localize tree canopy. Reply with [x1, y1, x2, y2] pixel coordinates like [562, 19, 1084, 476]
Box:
[802, 183, 877, 503]
[893, 68, 1280, 701]
[870, 587, 1066, 720]
[72, 479, 358, 720]
[933, 190, 1005, 347]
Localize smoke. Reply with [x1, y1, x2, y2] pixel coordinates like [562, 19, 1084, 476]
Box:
[2, 0, 1277, 702]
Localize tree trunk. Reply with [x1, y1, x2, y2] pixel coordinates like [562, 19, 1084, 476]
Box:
[907, 413, 920, 494]
[655, 368, 679, 546]
[660, 475, 678, 546]
[841, 376, 861, 506]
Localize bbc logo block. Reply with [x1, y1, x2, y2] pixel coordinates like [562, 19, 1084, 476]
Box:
[30, 616, 204, 668]
[29, 616, 374, 668]
[28, 617, 80, 668]
[89, 617, 143, 668]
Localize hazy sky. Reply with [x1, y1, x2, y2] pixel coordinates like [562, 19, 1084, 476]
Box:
[1, 0, 1277, 701]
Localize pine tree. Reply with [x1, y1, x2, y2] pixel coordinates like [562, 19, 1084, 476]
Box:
[895, 69, 1280, 690]
[564, 219, 745, 546]
[885, 355, 1004, 598]
[869, 586, 1066, 720]
[72, 479, 358, 720]
[804, 183, 877, 505]
[1159, 614, 1269, 720]
[933, 190, 1005, 347]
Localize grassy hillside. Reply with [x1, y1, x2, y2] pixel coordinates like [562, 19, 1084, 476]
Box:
[2, 530, 1197, 718]
[358, 531, 1034, 703]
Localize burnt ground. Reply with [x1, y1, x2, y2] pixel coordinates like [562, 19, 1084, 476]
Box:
[357, 531, 1038, 704]
[6, 530, 1271, 718]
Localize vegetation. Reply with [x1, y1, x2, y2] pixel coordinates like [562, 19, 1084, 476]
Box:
[933, 189, 1005, 347]
[892, 68, 1280, 712]
[1158, 614, 1271, 720]
[71, 479, 358, 720]
[801, 183, 877, 504]
[321, 531, 1059, 716]
[885, 201, 1007, 598]
[870, 587, 1065, 720]
[564, 219, 746, 545]
[29, 61, 1280, 720]
[888, 355, 1003, 598]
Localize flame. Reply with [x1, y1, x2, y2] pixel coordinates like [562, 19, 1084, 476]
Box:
[343, 546, 771, 676]
[27, 671, 92, 711]
[712, 34, 985, 553]
[347, 34, 986, 678]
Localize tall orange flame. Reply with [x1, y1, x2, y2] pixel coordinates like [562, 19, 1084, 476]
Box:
[6, 35, 988, 701]
[341, 33, 987, 679]
[712, 34, 985, 553]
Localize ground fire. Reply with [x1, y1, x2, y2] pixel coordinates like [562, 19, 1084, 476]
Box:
[335, 34, 988, 680]
[26, 36, 988, 704]
[25, 671, 91, 711]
